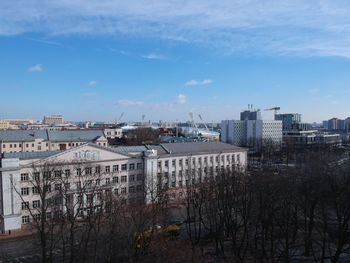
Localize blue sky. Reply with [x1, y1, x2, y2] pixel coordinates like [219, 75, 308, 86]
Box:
[1, 1, 350, 123]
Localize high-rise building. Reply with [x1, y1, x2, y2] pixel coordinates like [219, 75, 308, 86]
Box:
[275, 113, 302, 131]
[240, 110, 261, 121]
[221, 119, 282, 149]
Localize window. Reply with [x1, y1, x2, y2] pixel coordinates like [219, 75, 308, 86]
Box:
[43, 171, 51, 180]
[129, 163, 135, 170]
[113, 177, 118, 184]
[54, 170, 62, 178]
[129, 174, 135, 182]
[172, 160, 176, 166]
[121, 176, 127, 182]
[32, 186, 39, 195]
[76, 168, 82, 176]
[22, 216, 30, 224]
[137, 163, 143, 170]
[129, 186, 135, 193]
[105, 166, 110, 173]
[44, 185, 51, 193]
[165, 160, 169, 167]
[95, 166, 101, 174]
[185, 159, 189, 165]
[33, 200, 41, 209]
[64, 183, 70, 190]
[172, 171, 175, 177]
[136, 185, 143, 192]
[121, 187, 127, 194]
[137, 174, 143, 181]
[85, 167, 92, 175]
[86, 194, 93, 203]
[105, 178, 110, 185]
[21, 188, 29, 196]
[54, 184, 61, 191]
[113, 165, 119, 172]
[171, 182, 176, 187]
[96, 179, 100, 186]
[22, 202, 29, 210]
[114, 188, 119, 195]
[21, 173, 29, 181]
[158, 161, 162, 168]
[33, 214, 41, 222]
[65, 169, 70, 177]
[87, 180, 92, 187]
[76, 181, 81, 189]
[121, 164, 127, 171]
[179, 159, 183, 166]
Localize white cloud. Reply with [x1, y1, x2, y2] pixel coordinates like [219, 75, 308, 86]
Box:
[117, 99, 144, 107]
[28, 64, 43, 73]
[83, 92, 97, 97]
[176, 94, 186, 104]
[89, 80, 97, 86]
[142, 53, 166, 60]
[185, 79, 213, 86]
[3, 1, 350, 57]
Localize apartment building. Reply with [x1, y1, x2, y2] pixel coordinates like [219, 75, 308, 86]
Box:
[0, 130, 108, 153]
[0, 141, 247, 231]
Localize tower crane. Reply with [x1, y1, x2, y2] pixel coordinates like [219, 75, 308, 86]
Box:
[264, 107, 281, 116]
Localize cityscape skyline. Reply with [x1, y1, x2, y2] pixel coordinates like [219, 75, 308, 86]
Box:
[1, 1, 350, 122]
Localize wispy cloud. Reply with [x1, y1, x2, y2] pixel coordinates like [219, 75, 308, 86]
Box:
[142, 53, 167, 60]
[28, 64, 43, 73]
[3, 1, 350, 58]
[185, 79, 213, 86]
[176, 94, 187, 104]
[89, 80, 97, 86]
[117, 99, 144, 107]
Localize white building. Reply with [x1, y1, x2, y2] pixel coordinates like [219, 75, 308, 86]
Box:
[0, 142, 247, 231]
[221, 120, 282, 148]
[43, 115, 64, 125]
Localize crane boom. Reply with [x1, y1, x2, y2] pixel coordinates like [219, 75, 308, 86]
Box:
[198, 114, 209, 130]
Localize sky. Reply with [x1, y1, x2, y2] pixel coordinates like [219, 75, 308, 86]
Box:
[1, 1, 350, 123]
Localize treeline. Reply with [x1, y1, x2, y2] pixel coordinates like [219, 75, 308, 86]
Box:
[184, 147, 350, 262]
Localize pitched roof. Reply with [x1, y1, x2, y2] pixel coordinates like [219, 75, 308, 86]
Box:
[3, 151, 61, 160]
[148, 141, 246, 156]
[47, 130, 105, 142]
[0, 130, 48, 142]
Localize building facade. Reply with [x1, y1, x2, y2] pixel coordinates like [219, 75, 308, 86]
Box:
[0, 130, 108, 153]
[43, 115, 64, 125]
[275, 113, 302, 131]
[221, 119, 282, 148]
[0, 142, 247, 231]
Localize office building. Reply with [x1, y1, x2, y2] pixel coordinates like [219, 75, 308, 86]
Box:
[0, 141, 247, 231]
[275, 113, 302, 131]
[43, 115, 64, 125]
[221, 119, 282, 148]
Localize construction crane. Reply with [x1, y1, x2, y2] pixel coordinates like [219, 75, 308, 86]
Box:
[115, 112, 124, 124]
[264, 107, 281, 116]
[198, 114, 209, 130]
[189, 112, 199, 134]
